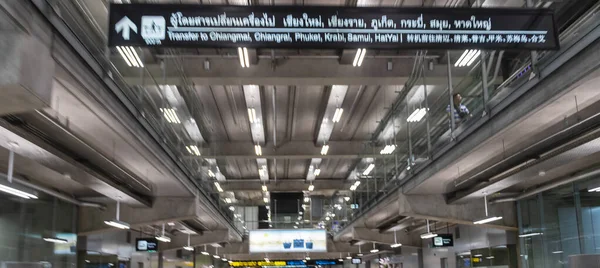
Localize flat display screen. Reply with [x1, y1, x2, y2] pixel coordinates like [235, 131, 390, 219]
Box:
[108, 4, 558, 50]
[432, 234, 454, 247]
[351, 258, 362, 264]
[54, 233, 77, 255]
[136, 238, 158, 252]
[249, 229, 327, 253]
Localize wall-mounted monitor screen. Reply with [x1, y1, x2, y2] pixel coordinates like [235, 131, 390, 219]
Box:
[136, 238, 158, 252]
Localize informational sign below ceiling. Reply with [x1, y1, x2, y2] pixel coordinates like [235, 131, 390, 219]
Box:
[249, 229, 327, 253]
[108, 4, 558, 50]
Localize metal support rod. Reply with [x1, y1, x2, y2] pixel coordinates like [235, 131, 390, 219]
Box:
[480, 51, 490, 115]
[7, 150, 14, 183]
[484, 195, 488, 216]
[273, 87, 277, 182]
[406, 98, 413, 166]
[116, 200, 121, 221]
[447, 51, 456, 135]
[421, 62, 432, 158]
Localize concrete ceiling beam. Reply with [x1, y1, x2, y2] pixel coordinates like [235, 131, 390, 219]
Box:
[159, 229, 236, 252]
[397, 194, 518, 231]
[120, 57, 461, 86]
[78, 197, 241, 237]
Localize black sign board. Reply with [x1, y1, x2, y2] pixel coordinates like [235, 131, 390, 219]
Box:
[135, 238, 158, 252]
[108, 4, 558, 50]
[432, 234, 454, 247]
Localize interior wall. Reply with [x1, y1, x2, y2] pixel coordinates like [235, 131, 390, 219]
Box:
[0, 193, 78, 268]
[419, 225, 516, 268]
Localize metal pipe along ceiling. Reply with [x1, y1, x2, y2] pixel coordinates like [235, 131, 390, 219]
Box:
[489, 165, 600, 204]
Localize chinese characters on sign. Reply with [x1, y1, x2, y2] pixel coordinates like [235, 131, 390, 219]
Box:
[109, 4, 558, 50]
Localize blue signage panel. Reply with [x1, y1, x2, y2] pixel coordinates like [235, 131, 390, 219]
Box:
[108, 4, 558, 50]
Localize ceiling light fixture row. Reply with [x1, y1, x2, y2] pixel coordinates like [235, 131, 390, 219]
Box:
[104, 199, 130, 230]
[247, 108, 257, 123]
[420, 219, 437, 239]
[238, 47, 250, 68]
[214, 181, 223, 193]
[255, 145, 262, 156]
[159, 108, 181, 124]
[391, 230, 402, 248]
[156, 223, 171, 243]
[308, 183, 315, 192]
[332, 108, 344, 123]
[353, 48, 367, 67]
[454, 49, 481, 67]
[406, 108, 428, 123]
[473, 195, 503, 225]
[320, 144, 329, 155]
[313, 168, 321, 176]
[349, 180, 361, 191]
[363, 163, 375, 175]
[183, 233, 193, 251]
[116, 46, 144, 68]
[186, 145, 201, 156]
[380, 144, 396, 155]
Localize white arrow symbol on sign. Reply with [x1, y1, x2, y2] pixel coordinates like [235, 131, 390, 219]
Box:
[115, 16, 137, 40]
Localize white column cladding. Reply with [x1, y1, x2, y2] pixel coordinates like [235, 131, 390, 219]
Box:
[0, 32, 54, 115]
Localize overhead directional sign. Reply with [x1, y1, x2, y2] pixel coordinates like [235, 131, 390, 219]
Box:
[108, 4, 558, 50]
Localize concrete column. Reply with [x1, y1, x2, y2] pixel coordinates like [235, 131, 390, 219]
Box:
[0, 32, 54, 114]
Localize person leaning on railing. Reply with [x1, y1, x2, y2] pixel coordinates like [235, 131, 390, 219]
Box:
[446, 93, 471, 126]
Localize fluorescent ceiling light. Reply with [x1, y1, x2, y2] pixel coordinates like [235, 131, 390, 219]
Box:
[485, 256, 495, 259]
[229, 206, 235, 211]
[338, 258, 343, 262]
[518, 232, 543, 238]
[262, 185, 268, 192]
[407, 108, 428, 123]
[314, 168, 321, 176]
[213, 255, 220, 259]
[305, 256, 311, 260]
[588, 186, 600, 192]
[186, 145, 201, 156]
[455, 50, 481, 67]
[0, 184, 37, 199]
[263, 197, 269, 203]
[156, 235, 171, 243]
[304, 197, 310, 203]
[222, 258, 228, 262]
[225, 198, 232, 203]
[380, 144, 396, 155]
[346, 256, 352, 260]
[201, 246, 210, 255]
[552, 251, 563, 254]
[344, 196, 350, 201]
[214, 182, 223, 192]
[255, 145, 262, 156]
[363, 164, 375, 175]
[104, 220, 130, 230]
[473, 216, 503, 225]
[473, 254, 482, 257]
[458, 252, 471, 256]
[117, 46, 143, 68]
[321, 145, 329, 155]
[43, 236, 68, 244]
[391, 243, 402, 248]
[159, 108, 181, 124]
[238, 47, 250, 68]
[420, 232, 438, 239]
[208, 170, 215, 177]
[308, 184, 314, 191]
[183, 246, 194, 251]
[370, 249, 379, 253]
[247, 108, 257, 123]
[299, 211, 303, 215]
[332, 108, 344, 123]
[353, 48, 367, 67]
[325, 216, 330, 221]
